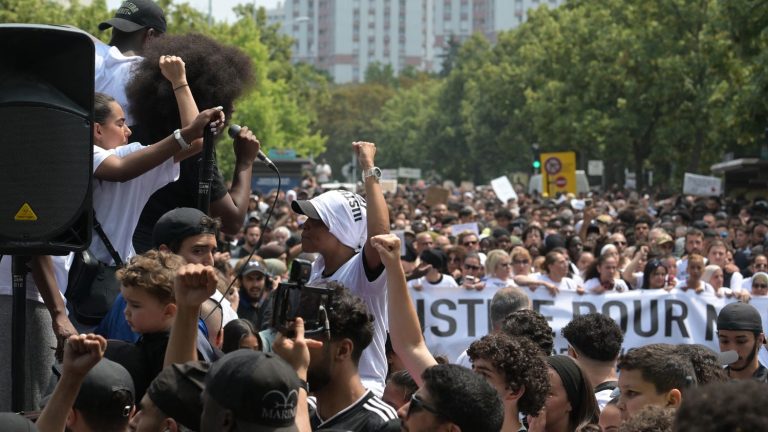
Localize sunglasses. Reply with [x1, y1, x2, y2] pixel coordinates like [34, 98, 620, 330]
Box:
[464, 264, 481, 271]
[463, 240, 478, 246]
[407, 394, 444, 418]
[499, 262, 512, 267]
[754, 284, 768, 289]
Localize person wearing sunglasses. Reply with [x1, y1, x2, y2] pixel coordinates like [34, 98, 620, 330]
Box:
[748, 272, 768, 297]
[371, 234, 503, 431]
[459, 253, 485, 291]
[398, 365, 503, 432]
[483, 250, 515, 290]
[457, 231, 486, 265]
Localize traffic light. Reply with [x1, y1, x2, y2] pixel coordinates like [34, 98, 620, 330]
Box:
[532, 143, 541, 173]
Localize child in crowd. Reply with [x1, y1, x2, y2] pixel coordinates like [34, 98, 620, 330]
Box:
[109, 250, 184, 401]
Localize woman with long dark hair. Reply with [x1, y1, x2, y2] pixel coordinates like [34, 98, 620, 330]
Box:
[640, 259, 675, 290]
[528, 355, 600, 432]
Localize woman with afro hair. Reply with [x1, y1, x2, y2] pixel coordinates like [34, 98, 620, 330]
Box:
[126, 33, 261, 252]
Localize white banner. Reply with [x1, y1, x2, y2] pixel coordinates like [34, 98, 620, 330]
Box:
[683, 172, 722, 196]
[409, 287, 768, 362]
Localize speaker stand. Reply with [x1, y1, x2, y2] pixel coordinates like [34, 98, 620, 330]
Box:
[11, 256, 29, 412]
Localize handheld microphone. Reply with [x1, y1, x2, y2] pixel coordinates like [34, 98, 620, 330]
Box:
[228, 124, 276, 170]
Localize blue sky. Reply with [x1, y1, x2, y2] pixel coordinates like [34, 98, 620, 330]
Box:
[106, 0, 282, 23]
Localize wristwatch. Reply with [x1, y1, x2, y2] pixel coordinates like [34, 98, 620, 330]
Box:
[173, 129, 191, 150]
[361, 166, 382, 182]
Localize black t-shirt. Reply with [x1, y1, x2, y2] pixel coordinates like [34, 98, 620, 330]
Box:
[130, 124, 228, 253]
[309, 391, 398, 431]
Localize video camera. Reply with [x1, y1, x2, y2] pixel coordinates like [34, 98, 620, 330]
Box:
[271, 259, 335, 338]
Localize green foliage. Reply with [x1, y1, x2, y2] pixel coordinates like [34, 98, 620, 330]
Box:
[6, 0, 768, 190]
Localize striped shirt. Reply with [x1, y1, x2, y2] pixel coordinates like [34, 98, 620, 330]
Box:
[309, 390, 399, 431]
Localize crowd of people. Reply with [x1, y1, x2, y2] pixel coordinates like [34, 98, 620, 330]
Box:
[2, 1, 768, 431]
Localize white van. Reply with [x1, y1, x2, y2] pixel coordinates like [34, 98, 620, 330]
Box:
[528, 170, 590, 195]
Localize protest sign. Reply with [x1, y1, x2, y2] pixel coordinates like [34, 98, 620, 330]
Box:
[683, 173, 722, 196]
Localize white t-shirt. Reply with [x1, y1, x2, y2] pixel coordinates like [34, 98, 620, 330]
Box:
[535, 274, 581, 292]
[407, 274, 458, 290]
[94, 41, 141, 125]
[89, 143, 179, 265]
[480, 276, 514, 290]
[584, 277, 629, 293]
[0, 255, 68, 302]
[676, 257, 689, 282]
[725, 271, 744, 291]
[671, 280, 715, 294]
[595, 387, 615, 411]
[310, 252, 388, 397]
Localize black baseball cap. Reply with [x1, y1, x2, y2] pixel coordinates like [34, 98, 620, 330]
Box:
[153, 207, 216, 249]
[420, 248, 446, 269]
[717, 302, 764, 333]
[205, 350, 300, 430]
[147, 361, 210, 432]
[99, 0, 167, 33]
[241, 260, 269, 277]
[52, 358, 135, 418]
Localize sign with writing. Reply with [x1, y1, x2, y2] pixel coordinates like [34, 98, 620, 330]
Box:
[683, 173, 722, 196]
[540, 151, 577, 196]
[410, 288, 760, 362]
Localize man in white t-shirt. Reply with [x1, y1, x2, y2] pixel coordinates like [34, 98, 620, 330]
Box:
[95, 0, 167, 126]
[291, 142, 390, 396]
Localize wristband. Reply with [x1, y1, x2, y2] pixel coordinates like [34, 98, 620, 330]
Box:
[173, 129, 190, 150]
[298, 378, 309, 393]
[173, 83, 189, 91]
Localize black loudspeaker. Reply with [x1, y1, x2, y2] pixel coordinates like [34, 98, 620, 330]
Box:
[0, 24, 93, 255]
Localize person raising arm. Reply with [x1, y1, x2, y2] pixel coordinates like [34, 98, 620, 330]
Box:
[371, 233, 437, 386]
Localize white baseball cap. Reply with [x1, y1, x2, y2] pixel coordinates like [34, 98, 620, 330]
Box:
[291, 190, 368, 251]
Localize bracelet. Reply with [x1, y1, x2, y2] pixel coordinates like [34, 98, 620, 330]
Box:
[173, 83, 189, 91]
[173, 129, 190, 150]
[298, 378, 309, 393]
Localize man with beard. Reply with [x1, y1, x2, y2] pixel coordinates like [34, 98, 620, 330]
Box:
[305, 283, 398, 431]
[716, 302, 767, 382]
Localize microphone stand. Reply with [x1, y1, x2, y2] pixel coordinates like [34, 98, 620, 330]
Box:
[197, 125, 215, 214]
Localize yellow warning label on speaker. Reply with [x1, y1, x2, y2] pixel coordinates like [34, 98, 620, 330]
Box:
[14, 203, 38, 221]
